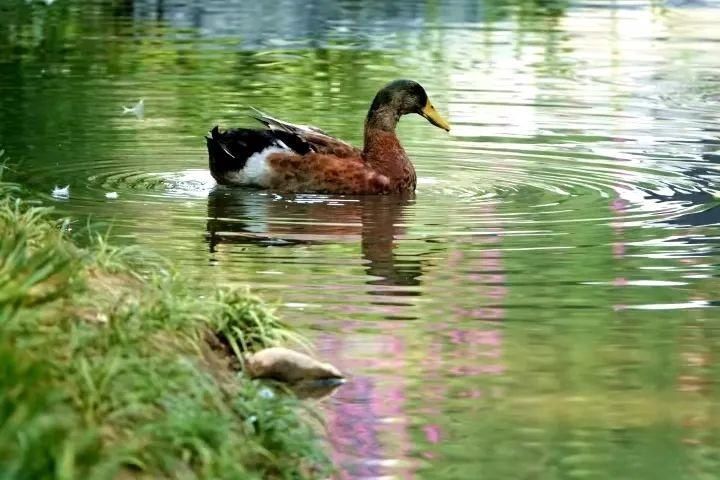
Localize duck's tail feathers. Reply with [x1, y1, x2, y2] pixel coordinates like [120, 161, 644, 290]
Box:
[206, 126, 314, 185]
[206, 127, 246, 183]
[207, 126, 237, 158]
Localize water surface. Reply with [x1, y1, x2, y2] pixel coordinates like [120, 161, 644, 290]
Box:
[2, 0, 720, 478]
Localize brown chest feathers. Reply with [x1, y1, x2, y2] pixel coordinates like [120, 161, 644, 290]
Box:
[363, 128, 417, 193]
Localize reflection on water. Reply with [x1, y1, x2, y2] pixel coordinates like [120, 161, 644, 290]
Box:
[207, 190, 421, 293]
[2, 0, 720, 478]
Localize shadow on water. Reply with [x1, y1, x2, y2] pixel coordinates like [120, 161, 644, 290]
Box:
[664, 134, 720, 226]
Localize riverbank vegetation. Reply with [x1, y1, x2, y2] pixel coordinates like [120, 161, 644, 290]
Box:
[0, 171, 330, 479]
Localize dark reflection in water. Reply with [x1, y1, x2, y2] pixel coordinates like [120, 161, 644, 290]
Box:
[207, 189, 422, 291]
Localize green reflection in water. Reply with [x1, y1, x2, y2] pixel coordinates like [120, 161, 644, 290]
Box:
[2, 1, 720, 479]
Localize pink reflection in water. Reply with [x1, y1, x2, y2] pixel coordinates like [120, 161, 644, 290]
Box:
[611, 195, 627, 259]
[453, 306, 505, 320]
[449, 329, 502, 347]
[447, 250, 464, 268]
[423, 424, 442, 444]
[468, 273, 507, 284]
[449, 364, 506, 376]
[319, 331, 415, 479]
[415, 234, 507, 462]
[320, 224, 508, 477]
[318, 335, 382, 479]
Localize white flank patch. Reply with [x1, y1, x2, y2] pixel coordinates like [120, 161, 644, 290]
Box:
[226, 146, 287, 187]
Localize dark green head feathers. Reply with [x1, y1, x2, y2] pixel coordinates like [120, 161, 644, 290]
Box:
[366, 79, 451, 132]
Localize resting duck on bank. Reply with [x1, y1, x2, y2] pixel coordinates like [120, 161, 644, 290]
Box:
[206, 79, 450, 194]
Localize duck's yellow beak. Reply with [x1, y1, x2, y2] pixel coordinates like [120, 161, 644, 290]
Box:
[420, 99, 451, 132]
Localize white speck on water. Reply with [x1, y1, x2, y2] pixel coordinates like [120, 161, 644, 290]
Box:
[105, 191, 118, 199]
[627, 300, 710, 310]
[52, 185, 69, 199]
[122, 98, 144, 119]
[258, 388, 275, 399]
[285, 302, 311, 309]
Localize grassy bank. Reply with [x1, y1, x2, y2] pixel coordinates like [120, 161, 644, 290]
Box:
[0, 174, 330, 479]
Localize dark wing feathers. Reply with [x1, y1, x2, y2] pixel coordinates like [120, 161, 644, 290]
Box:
[249, 107, 328, 136]
[207, 109, 362, 182]
[248, 107, 362, 157]
[206, 126, 312, 181]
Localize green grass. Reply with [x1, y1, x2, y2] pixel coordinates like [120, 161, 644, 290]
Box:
[0, 173, 331, 479]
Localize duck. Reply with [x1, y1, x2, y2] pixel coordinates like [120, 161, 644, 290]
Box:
[206, 79, 450, 194]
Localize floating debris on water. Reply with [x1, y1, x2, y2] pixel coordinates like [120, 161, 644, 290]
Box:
[122, 98, 144, 119]
[105, 191, 119, 199]
[258, 387, 275, 399]
[51, 185, 69, 199]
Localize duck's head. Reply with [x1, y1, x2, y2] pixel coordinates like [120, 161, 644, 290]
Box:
[366, 79, 451, 132]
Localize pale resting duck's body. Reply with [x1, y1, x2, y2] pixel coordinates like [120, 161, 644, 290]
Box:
[206, 80, 450, 195]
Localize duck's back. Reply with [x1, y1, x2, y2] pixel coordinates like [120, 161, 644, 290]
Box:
[206, 126, 391, 194]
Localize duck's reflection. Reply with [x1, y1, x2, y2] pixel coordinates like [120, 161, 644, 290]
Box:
[205, 188, 421, 288]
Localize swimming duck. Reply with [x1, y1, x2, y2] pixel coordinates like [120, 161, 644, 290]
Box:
[206, 79, 450, 194]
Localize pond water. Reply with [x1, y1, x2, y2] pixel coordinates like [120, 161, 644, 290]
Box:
[2, 0, 720, 478]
